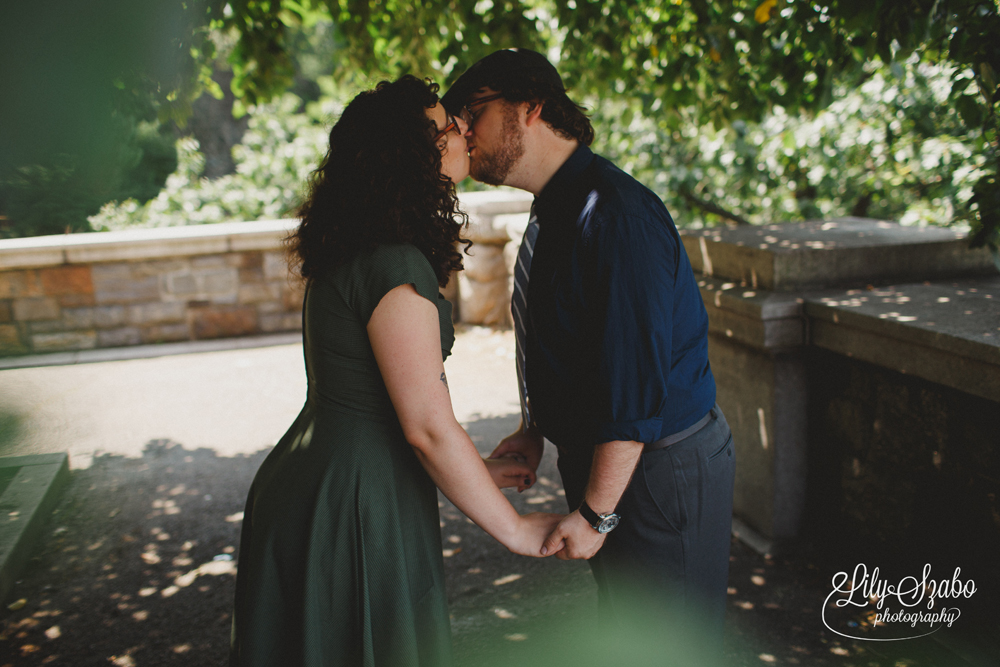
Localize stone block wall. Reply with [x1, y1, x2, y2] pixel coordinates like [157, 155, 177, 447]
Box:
[0, 220, 304, 356]
[0, 191, 534, 357]
[804, 348, 1000, 563]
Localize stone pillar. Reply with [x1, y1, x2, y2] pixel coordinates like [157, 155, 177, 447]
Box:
[454, 190, 533, 326]
[697, 279, 809, 541]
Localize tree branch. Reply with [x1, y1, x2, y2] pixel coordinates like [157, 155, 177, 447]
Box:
[678, 185, 752, 225]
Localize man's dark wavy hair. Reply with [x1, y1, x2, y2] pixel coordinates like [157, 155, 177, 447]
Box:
[499, 78, 595, 147]
[288, 75, 469, 286]
[443, 49, 594, 146]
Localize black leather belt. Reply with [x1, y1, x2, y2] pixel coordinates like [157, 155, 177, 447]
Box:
[644, 406, 716, 451]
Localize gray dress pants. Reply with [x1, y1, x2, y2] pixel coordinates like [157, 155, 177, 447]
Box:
[556, 405, 736, 641]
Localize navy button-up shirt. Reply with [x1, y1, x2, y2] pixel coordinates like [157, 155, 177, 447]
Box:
[524, 145, 715, 451]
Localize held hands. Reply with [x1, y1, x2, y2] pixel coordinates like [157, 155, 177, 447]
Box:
[502, 511, 606, 560]
[490, 427, 608, 559]
[489, 427, 545, 476]
[541, 510, 606, 560]
[504, 512, 566, 557]
[483, 456, 535, 492]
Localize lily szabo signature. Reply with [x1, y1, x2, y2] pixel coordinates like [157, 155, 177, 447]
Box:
[822, 563, 976, 641]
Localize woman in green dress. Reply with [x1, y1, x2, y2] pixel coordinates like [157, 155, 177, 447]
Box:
[230, 76, 562, 667]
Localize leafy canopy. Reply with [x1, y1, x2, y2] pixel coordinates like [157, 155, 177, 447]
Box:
[2, 0, 997, 247]
[203, 0, 1000, 248]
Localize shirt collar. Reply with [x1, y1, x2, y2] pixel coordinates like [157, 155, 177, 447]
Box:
[534, 144, 595, 221]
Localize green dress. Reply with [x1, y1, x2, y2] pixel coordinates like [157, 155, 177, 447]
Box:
[231, 244, 455, 667]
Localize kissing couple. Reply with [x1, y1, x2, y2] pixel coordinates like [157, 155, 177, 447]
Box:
[230, 48, 735, 667]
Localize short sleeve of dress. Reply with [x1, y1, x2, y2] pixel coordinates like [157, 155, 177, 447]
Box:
[349, 243, 442, 325]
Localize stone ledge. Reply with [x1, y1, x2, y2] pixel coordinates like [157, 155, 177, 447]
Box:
[0, 190, 533, 272]
[731, 516, 774, 557]
[682, 219, 996, 291]
[804, 276, 1000, 402]
[457, 188, 534, 215]
[0, 219, 298, 269]
[0, 192, 533, 336]
[698, 276, 805, 351]
[0, 453, 71, 604]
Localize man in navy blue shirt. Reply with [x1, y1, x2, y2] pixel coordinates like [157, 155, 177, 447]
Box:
[443, 49, 735, 636]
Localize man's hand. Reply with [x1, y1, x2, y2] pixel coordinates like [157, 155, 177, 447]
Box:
[540, 510, 606, 560]
[541, 439, 642, 559]
[505, 512, 566, 557]
[489, 424, 544, 475]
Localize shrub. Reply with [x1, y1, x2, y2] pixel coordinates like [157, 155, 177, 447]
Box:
[90, 94, 339, 230]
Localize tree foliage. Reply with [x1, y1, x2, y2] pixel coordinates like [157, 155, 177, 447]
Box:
[91, 93, 337, 230]
[92, 56, 983, 240]
[594, 59, 985, 229]
[210, 0, 999, 246]
[2, 0, 998, 249]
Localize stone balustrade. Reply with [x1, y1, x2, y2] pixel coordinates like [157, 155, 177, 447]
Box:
[681, 219, 999, 554]
[451, 189, 533, 325]
[0, 190, 532, 357]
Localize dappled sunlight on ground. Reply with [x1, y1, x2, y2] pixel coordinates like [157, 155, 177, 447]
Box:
[0, 439, 264, 666]
[0, 431, 984, 666]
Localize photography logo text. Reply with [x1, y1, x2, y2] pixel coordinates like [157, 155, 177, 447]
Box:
[822, 564, 976, 641]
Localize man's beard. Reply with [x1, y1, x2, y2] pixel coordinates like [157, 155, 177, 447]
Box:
[471, 105, 525, 186]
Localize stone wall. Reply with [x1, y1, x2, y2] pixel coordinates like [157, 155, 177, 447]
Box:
[804, 347, 1000, 570]
[0, 191, 533, 357]
[681, 218, 999, 548]
[800, 274, 1000, 575]
[0, 220, 305, 356]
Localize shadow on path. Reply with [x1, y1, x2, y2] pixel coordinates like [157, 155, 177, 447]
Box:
[0, 415, 595, 667]
[0, 439, 264, 666]
[0, 416, 985, 666]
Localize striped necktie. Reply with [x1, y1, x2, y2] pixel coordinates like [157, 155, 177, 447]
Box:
[512, 205, 539, 429]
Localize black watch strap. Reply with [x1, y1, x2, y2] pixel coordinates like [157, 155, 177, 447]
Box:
[579, 500, 602, 530]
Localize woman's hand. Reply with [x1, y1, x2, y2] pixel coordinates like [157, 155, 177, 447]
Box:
[483, 456, 535, 492]
[490, 425, 545, 473]
[503, 512, 566, 557]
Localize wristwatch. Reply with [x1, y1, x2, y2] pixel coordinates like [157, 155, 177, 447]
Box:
[579, 500, 620, 534]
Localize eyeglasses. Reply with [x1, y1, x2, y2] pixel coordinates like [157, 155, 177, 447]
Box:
[459, 93, 504, 128]
[432, 113, 462, 144]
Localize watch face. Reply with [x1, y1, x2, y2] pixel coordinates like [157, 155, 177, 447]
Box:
[597, 515, 620, 534]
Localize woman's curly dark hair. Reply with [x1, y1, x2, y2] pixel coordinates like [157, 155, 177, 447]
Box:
[288, 75, 469, 286]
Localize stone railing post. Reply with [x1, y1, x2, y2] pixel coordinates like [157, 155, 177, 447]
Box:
[454, 190, 533, 326]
